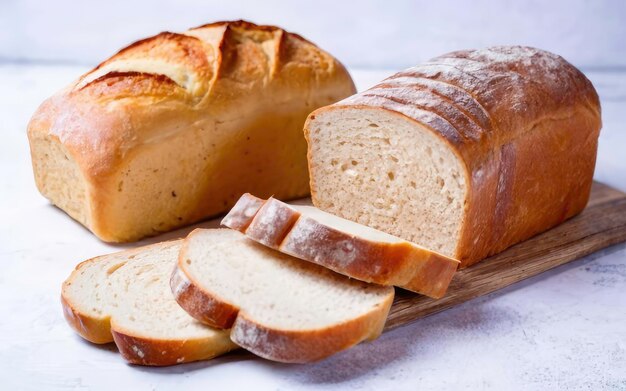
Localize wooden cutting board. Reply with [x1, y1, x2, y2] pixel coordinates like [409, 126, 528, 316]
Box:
[385, 181, 626, 330]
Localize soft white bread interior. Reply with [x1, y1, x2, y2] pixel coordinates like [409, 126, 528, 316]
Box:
[222, 193, 459, 298]
[171, 229, 395, 363]
[61, 240, 237, 366]
[306, 109, 466, 258]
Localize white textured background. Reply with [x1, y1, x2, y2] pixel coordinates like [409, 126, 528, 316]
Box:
[1, 0, 625, 69]
[1, 1, 625, 390]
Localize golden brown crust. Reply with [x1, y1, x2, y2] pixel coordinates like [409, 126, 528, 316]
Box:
[306, 46, 601, 267]
[230, 293, 393, 363]
[76, 71, 186, 99]
[222, 194, 458, 298]
[191, 19, 280, 34]
[82, 32, 212, 94]
[111, 325, 237, 366]
[27, 20, 356, 242]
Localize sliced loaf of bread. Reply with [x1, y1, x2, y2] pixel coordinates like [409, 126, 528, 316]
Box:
[222, 193, 459, 298]
[61, 240, 237, 366]
[304, 46, 601, 267]
[171, 228, 395, 363]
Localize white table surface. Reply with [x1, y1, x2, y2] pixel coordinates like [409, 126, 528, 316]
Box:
[0, 65, 625, 390]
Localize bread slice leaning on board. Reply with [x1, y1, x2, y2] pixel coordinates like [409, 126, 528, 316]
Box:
[61, 240, 237, 366]
[171, 229, 395, 363]
[28, 20, 356, 243]
[222, 193, 459, 298]
[304, 45, 602, 267]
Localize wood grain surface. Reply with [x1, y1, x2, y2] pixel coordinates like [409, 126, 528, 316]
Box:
[385, 181, 626, 330]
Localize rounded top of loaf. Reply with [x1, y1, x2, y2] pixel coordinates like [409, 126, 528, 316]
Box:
[27, 20, 356, 177]
[309, 45, 600, 160]
[75, 20, 349, 101]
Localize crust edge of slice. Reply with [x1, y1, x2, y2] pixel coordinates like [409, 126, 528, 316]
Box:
[229, 294, 393, 363]
[110, 322, 236, 366]
[170, 255, 241, 329]
[61, 292, 113, 344]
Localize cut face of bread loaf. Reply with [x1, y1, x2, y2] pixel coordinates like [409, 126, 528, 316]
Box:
[28, 20, 356, 242]
[61, 240, 237, 366]
[172, 229, 394, 363]
[222, 193, 459, 298]
[305, 46, 602, 267]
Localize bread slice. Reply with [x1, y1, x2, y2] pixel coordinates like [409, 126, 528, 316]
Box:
[61, 240, 237, 366]
[222, 193, 459, 298]
[172, 229, 395, 363]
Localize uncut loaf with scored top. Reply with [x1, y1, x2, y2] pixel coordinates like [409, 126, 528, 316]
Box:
[28, 20, 356, 242]
[304, 46, 602, 267]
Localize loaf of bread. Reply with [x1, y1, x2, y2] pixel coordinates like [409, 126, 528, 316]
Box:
[171, 229, 394, 363]
[222, 193, 459, 297]
[28, 20, 356, 242]
[304, 46, 601, 267]
[61, 240, 237, 365]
